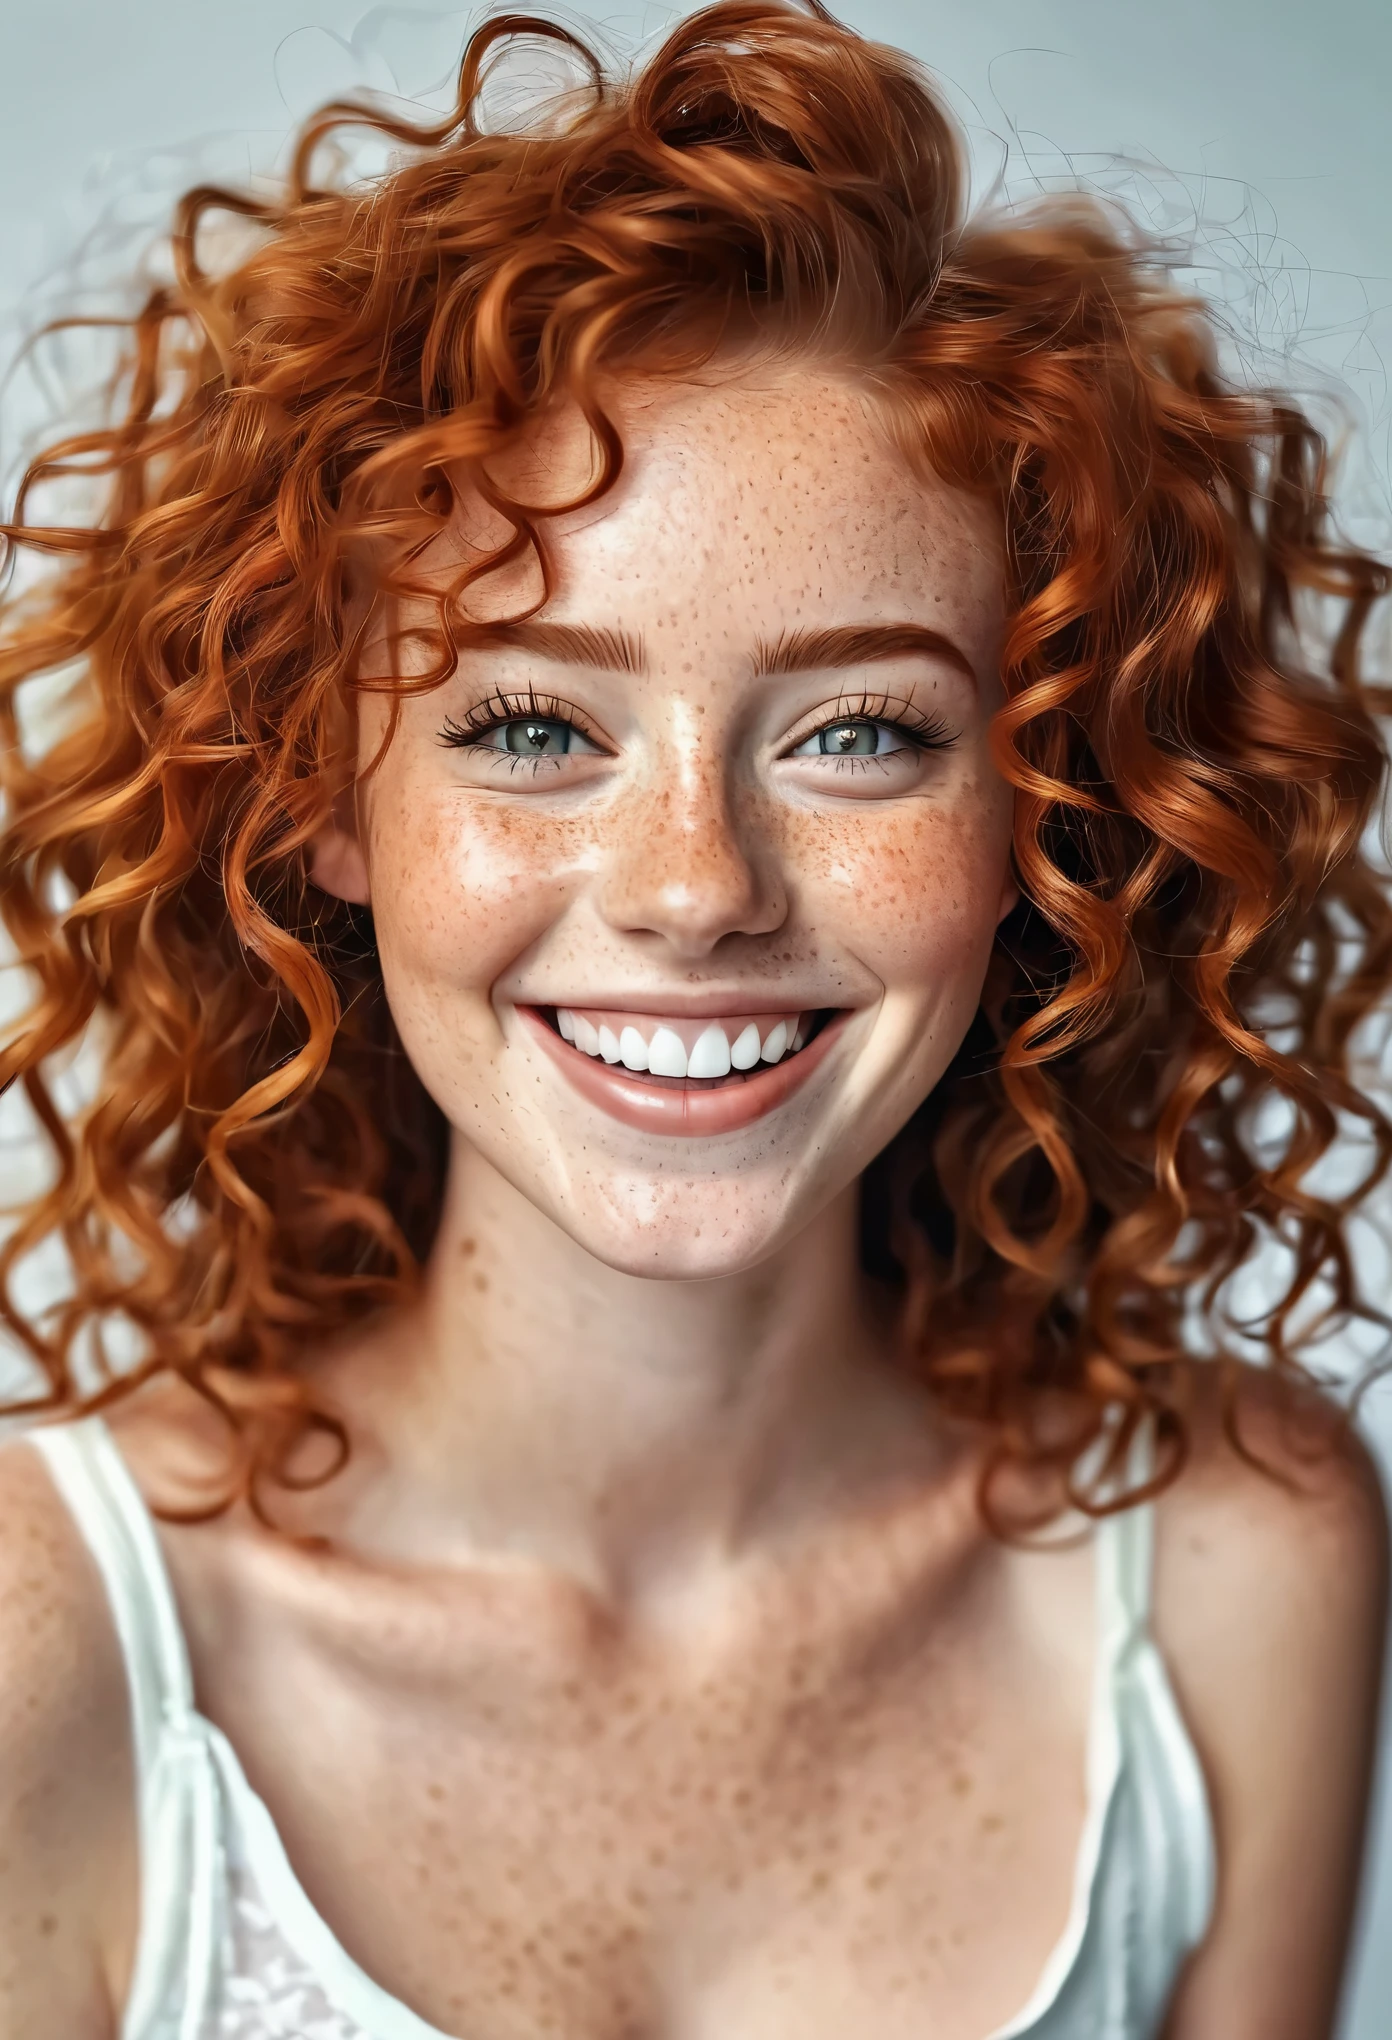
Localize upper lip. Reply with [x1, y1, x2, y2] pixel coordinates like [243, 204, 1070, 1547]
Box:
[516, 994, 841, 1019]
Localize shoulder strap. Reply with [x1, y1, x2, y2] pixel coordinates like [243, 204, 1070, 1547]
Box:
[27, 1416, 197, 1777]
[28, 1419, 248, 2040]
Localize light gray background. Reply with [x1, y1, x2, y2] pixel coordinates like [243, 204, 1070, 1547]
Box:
[0, 1, 1388, 2030]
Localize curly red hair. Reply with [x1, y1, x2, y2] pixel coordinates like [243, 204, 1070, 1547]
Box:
[2, 0, 1389, 1509]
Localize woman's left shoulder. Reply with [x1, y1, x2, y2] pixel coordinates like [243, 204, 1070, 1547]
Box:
[1152, 1362, 1388, 1668]
[1149, 1364, 1388, 2039]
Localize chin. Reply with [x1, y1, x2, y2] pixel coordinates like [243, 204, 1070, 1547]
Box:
[540, 1172, 819, 1284]
[575, 1232, 783, 1284]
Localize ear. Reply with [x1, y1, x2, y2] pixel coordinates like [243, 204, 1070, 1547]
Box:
[308, 813, 372, 905]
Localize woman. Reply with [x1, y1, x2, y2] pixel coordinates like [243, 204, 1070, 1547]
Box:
[0, 4, 1386, 2035]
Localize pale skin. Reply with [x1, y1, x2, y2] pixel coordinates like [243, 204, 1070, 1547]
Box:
[0, 368, 1385, 2040]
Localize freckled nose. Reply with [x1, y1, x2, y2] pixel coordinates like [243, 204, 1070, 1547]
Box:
[598, 753, 786, 956]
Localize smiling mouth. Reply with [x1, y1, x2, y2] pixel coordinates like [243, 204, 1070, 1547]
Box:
[544, 1006, 833, 1087]
[520, 1003, 848, 1135]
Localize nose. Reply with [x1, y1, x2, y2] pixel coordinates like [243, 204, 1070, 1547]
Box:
[597, 727, 787, 958]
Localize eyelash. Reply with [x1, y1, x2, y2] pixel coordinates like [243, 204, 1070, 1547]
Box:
[434, 688, 959, 761]
[437, 689, 602, 751]
[797, 690, 958, 757]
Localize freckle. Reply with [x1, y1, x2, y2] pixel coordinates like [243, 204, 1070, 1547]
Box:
[460, 1237, 477, 1257]
[981, 1812, 1004, 1833]
[951, 1772, 972, 1796]
[474, 1273, 489, 1292]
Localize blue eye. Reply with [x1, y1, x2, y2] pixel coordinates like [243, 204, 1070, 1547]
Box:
[793, 719, 898, 757]
[490, 718, 576, 755]
[438, 704, 601, 761]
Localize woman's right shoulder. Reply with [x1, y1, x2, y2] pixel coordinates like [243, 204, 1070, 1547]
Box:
[0, 1430, 138, 2039]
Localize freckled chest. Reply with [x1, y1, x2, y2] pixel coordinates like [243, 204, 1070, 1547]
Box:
[169, 1518, 1093, 2040]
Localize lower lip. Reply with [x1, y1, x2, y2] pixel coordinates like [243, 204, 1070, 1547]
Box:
[519, 1007, 849, 1137]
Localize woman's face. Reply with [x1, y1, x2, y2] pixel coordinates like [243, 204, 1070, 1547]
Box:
[322, 369, 1014, 1278]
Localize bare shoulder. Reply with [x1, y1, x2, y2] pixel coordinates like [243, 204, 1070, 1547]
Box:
[0, 1430, 136, 2039]
[1151, 1365, 1388, 2040]
[1153, 1363, 1387, 1714]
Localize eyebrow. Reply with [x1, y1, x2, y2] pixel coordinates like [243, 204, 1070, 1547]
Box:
[751, 623, 978, 685]
[464, 618, 976, 685]
[465, 620, 645, 673]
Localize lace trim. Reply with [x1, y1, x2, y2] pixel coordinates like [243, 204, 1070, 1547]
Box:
[211, 1860, 376, 2040]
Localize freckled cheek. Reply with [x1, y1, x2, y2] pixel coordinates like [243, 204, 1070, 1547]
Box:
[774, 799, 1007, 988]
[368, 790, 589, 989]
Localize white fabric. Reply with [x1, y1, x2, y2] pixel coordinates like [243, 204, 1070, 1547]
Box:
[30, 1415, 1215, 2040]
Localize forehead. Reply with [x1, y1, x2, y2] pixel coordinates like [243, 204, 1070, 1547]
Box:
[453, 368, 1003, 642]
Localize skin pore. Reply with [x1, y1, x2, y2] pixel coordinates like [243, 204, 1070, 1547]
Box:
[0, 365, 1384, 2040]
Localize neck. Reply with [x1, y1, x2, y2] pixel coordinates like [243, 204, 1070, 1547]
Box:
[335, 1140, 938, 1598]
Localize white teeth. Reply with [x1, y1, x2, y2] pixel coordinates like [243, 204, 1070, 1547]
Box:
[760, 1020, 789, 1064]
[688, 1023, 732, 1080]
[730, 1022, 762, 1070]
[558, 1010, 811, 1072]
[619, 1025, 649, 1072]
[647, 1026, 688, 1078]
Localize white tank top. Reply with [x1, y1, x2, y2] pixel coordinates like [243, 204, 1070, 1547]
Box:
[30, 1414, 1215, 2040]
